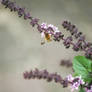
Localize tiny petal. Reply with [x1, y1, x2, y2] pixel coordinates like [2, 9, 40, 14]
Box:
[48, 24, 54, 28]
[41, 23, 47, 29]
[67, 74, 74, 82]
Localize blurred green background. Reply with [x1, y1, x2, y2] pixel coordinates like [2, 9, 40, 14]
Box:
[0, 0, 92, 92]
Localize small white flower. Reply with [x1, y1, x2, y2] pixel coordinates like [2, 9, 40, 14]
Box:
[41, 23, 47, 29]
[75, 76, 85, 85]
[53, 26, 60, 34]
[48, 24, 54, 28]
[67, 75, 85, 92]
[48, 24, 60, 33]
[53, 26, 58, 31]
[67, 74, 74, 82]
[86, 85, 92, 92]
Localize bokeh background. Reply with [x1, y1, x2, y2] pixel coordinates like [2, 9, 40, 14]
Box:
[0, 0, 92, 92]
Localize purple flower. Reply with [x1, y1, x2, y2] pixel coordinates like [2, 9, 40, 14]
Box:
[67, 75, 85, 92]
[67, 74, 74, 82]
[24, 12, 32, 20]
[71, 82, 80, 91]
[30, 18, 39, 27]
[1, 0, 92, 59]
[86, 85, 92, 92]
[60, 59, 72, 68]
[23, 68, 69, 87]
[41, 23, 47, 29]
[40, 23, 62, 42]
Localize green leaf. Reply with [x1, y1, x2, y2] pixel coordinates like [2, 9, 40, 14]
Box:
[79, 87, 85, 92]
[73, 56, 92, 82]
[91, 63, 92, 72]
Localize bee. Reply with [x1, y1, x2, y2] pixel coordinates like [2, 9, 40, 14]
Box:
[45, 33, 52, 42]
[41, 32, 52, 45]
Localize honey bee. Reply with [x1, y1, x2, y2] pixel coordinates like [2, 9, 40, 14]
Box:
[41, 32, 52, 45]
[45, 33, 52, 42]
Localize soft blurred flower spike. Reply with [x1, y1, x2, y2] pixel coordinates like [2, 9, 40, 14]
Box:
[66, 75, 85, 92]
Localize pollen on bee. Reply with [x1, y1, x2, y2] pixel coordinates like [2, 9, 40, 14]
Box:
[45, 33, 52, 42]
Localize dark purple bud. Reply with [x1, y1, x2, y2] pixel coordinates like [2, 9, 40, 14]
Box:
[72, 44, 79, 51]
[18, 7, 25, 17]
[37, 25, 43, 33]
[85, 48, 92, 59]
[24, 12, 32, 20]
[54, 73, 62, 83]
[71, 28, 78, 35]
[61, 79, 68, 88]
[30, 18, 39, 27]
[23, 68, 70, 88]
[47, 74, 53, 82]
[42, 70, 49, 79]
[63, 36, 72, 48]
[5, 1, 14, 11]
[74, 32, 82, 39]
[54, 32, 64, 41]
[60, 59, 72, 68]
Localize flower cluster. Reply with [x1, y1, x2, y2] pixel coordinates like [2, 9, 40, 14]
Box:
[62, 21, 82, 38]
[67, 75, 85, 92]
[86, 85, 92, 92]
[23, 68, 69, 88]
[40, 23, 64, 42]
[1, 0, 32, 19]
[23, 69, 85, 91]
[1, 0, 92, 92]
[1, 0, 92, 59]
[62, 20, 92, 59]
[1, 0, 39, 27]
[60, 59, 72, 68]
